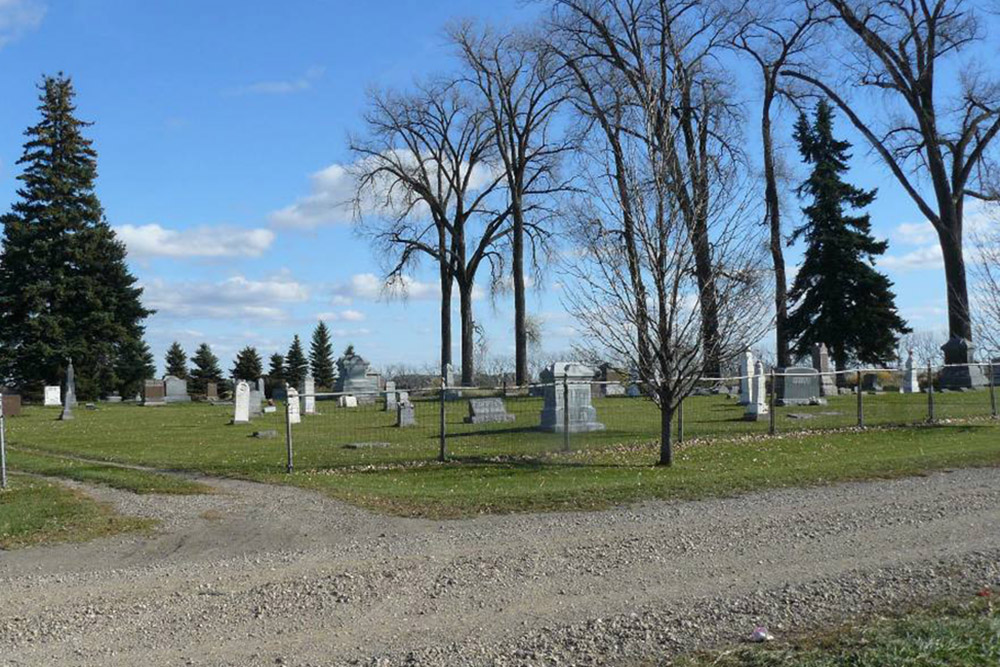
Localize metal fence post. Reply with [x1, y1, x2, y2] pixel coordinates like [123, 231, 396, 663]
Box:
[927, 361, 935, 422]
[1, 392, 7, 489]
[562, 376, 570, 452]
[989, 361, 997, 419]
[439, 376, 447, 462]
[857, 370, 864, 428]
[284, 392, 293, 474]
[677, 397, 684, 444]
[768, 368, 776, 436]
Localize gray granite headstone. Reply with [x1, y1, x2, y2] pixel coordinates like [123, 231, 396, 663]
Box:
[464, 397, 516, 424]
[861, 372, 882, 393]
[776, 367, 825, 406]
[335, 352, 379, 404]
[249, 387, 264, 417]
[164, 375, 191, 403]
[539, 362, 605, 433]
[739, 350, 753, 405]
[396, 400, 416, 427]
[938, 337, 988, 389]
[384, 381, 397, 411]
[60, 359, 77, 420]
[143, 379, 166, 407]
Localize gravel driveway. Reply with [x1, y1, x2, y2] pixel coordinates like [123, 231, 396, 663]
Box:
[2, 467, 999, 666]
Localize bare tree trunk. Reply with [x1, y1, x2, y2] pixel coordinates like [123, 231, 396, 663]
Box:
[513, 207, 528, 386]
[691, 218, 721, 377]
[440, 263, 452, 378]
[762, 105, 790, 368]
[658, 399, 674, 467]
[459, 280, 475, 387]
[939, 222, 973, 349]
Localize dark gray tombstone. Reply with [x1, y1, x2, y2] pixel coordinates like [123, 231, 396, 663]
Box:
[861, 372, 882, 393]
[335, 352, 379, 404]
[143, 380, 166, 407]
[776, 367, 826, 406]
[464, 397, 516, 424]
[938, 337, 988, 389]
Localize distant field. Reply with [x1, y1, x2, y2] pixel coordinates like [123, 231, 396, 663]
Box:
[5, 392, 1000, 517]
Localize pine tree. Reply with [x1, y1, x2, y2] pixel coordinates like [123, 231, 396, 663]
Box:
[309, 321, 335, 388]
[190, 343, 223, 395]
[285, 335, 308, 388]
[231, 346, 263, 382]
[0, 74, 152, 399]
[164, 341, 188, 379]
[787, 101, 910, 369]
[115, 337, 155, 398]
[268, 353, 285, 382]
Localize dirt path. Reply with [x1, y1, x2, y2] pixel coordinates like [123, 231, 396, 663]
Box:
[2, 468, 999, 666]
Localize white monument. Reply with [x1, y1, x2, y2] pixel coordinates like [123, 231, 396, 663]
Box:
[300, 374, 316, 415]
[233, 380, 251, 424]
[744, 361, 769, 421]
[384, 381, 397, 411]
[739, 350, 754, 405]
[539, 362, 605, 433]
[339, 395, 358, 408]
[286, 387, 301, 425]
[44, 385, 61, 407]
[902, 350, 920, 393]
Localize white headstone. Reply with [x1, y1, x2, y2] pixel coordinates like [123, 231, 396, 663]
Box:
[384, 381, 397, 411]
[339, 395, 358, 408]
[233, 380, 251, 424]
[744, 361, 769, 421]
[902, 350, 920, 393]
[301, 374, 316, 415]
[286, 387, 301, 424]
[739, 350, 754, 405]
[44, 385, 61, 407]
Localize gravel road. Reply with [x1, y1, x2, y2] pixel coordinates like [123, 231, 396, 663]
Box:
[1, 467, 999, 666]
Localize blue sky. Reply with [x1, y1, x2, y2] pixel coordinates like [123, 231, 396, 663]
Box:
[0, 0, 987, 374]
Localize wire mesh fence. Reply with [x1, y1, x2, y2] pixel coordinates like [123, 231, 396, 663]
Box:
[275, 362, 999, 472]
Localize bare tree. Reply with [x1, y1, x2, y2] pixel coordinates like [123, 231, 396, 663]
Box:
[350, 81, 508, 384]
[971, 207, 1000, 354]
[451, 22, 573, 387]
[784, 0, 1000, 368]
[732, 0, 827, 368]
[554, 0, 772, 466]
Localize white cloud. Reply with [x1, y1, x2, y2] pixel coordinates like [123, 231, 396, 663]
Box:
[330, 295, 353, 306]
[893, 221, 937, 246]
[0, 0, 44, 48]
[315, 309, 366, 322]
[143, 275, 308, 321]
[228, 65, 324, 96]
[332, 272, 484, 302]
[880, 245, 943, 271]
[341, 309, 366, 322]
[116, 224, 275, 259]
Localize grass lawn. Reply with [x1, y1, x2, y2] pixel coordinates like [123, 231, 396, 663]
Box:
[0, 475, 155, 549]
[676, 598, 1000, 666]
[4, 393, 1000, 517]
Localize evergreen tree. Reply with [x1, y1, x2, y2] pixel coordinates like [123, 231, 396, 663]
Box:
[285, 335, 308, 388]
[115, 337, 155, 398]
[190, 343, 223, 395]
[309, 321, 335, 388]
[231, 346, 263, 382]
[0, 74, 151, 399]
[164, 341, 188, 379]
[787, 101, 910, 369]
[268, 353, 286, 382]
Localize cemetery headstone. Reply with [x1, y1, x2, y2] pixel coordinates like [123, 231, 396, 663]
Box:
[206, 382, 219, 401]
[539, 362, 605, 433]
[739, 350, 754, 405]
[444, 364, 462, 400]
[603, 382, 625, 396]
[744, 361, 769, 421]
[902, 350, 920, 393]
[1, 392, 22, 417]
[286, 388, 301, 424]
[775, 367, 825, 406]
[397, 390, 409, 405]
[464, 397, 516, 424]
[301, 374, 316, 415]
[44, 385, 61, 407]
[938, 337, 988, 389]
[249, 381, 264, 417]
[862, 373, 882, 393]
[163, 375, 191, 403]
[232, 381, 251, 424]
[105, 393, 122, 403]
[60, 360, 76, 421]
[143, 380, 166, 406]
[811, 343, 837, 397]
[384, 381, 397, 412]
[335, 351, 379, 404]
[396, 399, 416, 427]
[339, 395, 358, 408]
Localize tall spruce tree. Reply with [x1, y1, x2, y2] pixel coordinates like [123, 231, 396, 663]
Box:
[190, 343, 223, 395]
[0, 74, 151, 398]
[231, 346, 263, 382]
[268, 353, 286, 382]
[115, 337, 155, 398]
[309, 321, 335, 388]
[164, 341, 188, 379]
[285, 335, 308, 388]
[787, 101, 910, 369]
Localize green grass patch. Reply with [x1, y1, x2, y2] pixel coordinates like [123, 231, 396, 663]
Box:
[5, 398, 1000, 517]
[0, 475, 155, 549]
[7, 448, 211, 495]
[677, 598, 1000, 666]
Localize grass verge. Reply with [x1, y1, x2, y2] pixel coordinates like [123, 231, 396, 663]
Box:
[8, 448, 212, 495]
[676, 597, 1000, 666]
[0, 475, 155, 549]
